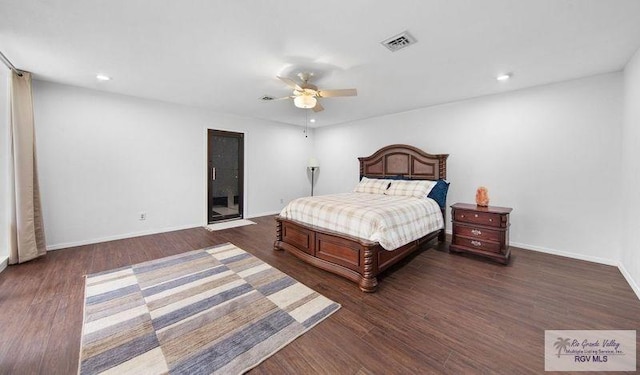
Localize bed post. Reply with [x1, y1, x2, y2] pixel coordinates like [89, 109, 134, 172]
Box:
[437, 154, 449, 242]
[274, 218, 284, 251]
[359, 247, 378, 292]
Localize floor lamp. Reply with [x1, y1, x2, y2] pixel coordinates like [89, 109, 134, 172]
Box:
[308, 157, 320, 196]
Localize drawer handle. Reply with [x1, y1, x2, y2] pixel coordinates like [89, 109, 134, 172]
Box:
[460, 215, 465, 218]
[489, 218, 493, 222]
[471, 229, 482, 236]
[471, 240, 482, 247]
[474, 214, 478, 218]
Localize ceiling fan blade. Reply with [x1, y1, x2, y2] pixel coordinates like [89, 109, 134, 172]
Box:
[259, 95, 293, 102]
[277, 76, 302, 91]
[312, 101, 324, 112]
[317, 88, 357, 98]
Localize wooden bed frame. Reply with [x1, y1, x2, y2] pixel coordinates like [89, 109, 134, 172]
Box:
[274, 144, 449, 292]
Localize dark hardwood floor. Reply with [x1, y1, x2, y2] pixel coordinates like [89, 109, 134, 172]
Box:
[1, 215, 638, 374]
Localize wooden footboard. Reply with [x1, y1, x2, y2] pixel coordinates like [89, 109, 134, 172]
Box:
[274, 216, 442, 292]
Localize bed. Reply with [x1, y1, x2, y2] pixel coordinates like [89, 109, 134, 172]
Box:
[274, 144, 449, 292]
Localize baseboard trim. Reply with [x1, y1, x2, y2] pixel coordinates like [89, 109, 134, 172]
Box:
[247, 210, 280, 219]
[0, 255, 8, 274]
[445, 230, 635, 299]
[47, 212, 282, 251]
[510, 241, 619, 266]
[444, 230, 617, 266]
[46, 223, 202, 251]
[618, 261, 640, 301]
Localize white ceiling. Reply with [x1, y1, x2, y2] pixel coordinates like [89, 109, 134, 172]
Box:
[2, 0, 640, 127]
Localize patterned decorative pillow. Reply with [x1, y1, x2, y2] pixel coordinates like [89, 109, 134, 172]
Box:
[386, 180, 436, 198]
[353, 177, 391, 194]
[427, 179, 450, 208]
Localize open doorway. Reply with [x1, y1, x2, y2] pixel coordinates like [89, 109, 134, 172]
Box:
[207, 129, 244, 223]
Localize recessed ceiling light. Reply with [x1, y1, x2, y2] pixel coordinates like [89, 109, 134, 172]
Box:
[96, 74, 111, 81]
[309, 119, 316, 123]
[496, 73, 512, 81]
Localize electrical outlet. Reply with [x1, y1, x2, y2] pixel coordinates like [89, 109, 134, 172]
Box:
[139, 212, 146, 221]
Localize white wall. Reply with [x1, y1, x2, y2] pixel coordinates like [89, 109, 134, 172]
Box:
[0, 66, 9, 267]
[621, 48, 640, 297]
[314, 73, 623, 265]
[33, 80, 313, 249]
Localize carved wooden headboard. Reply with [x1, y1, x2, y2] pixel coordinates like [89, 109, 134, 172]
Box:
[359, 144, 448, 180]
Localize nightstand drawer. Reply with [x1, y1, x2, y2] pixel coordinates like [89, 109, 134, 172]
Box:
[455, 225, 502, 242]
[454, 209, 503, 228]
[452, 236, 501, 254]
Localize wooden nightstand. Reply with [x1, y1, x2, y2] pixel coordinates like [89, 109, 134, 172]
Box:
[450, 203, 512, 264]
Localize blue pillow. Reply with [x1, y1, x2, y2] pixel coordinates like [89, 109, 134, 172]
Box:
[427, 179, 450, 208]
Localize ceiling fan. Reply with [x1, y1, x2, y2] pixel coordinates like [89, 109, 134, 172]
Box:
[266, 72, 357, 112]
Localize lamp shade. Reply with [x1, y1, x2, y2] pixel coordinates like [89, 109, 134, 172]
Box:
[308, 157, 320, 168]
[294, 95, 317, 109]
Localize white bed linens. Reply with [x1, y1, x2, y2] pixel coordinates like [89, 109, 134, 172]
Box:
[279, 192, 444, 251]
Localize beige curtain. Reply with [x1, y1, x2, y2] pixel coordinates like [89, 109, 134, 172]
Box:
[8, 71, 46, 264]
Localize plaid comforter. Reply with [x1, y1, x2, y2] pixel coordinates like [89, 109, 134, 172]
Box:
[279, 193, 444, 250]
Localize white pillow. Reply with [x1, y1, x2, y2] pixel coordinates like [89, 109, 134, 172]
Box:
[353, 177, 391, 194]
[386, 179, 436, 198]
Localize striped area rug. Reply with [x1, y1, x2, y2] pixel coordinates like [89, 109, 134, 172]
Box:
[79, 243, 340, 374]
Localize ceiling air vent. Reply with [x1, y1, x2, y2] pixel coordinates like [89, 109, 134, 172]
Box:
[381, 31, 417, 52]
[260, 95, 275, 101]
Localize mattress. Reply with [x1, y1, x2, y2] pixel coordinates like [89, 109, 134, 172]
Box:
[279, 192, 444, 250]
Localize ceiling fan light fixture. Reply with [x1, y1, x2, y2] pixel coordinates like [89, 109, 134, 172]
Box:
[294, 95, 317, 109]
